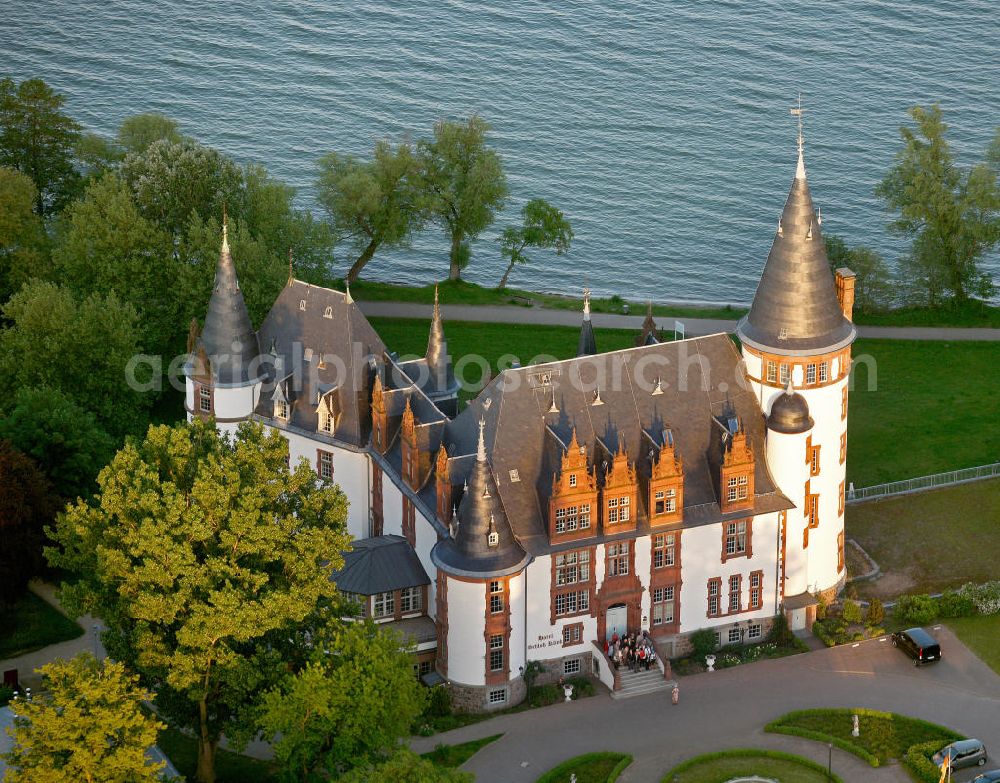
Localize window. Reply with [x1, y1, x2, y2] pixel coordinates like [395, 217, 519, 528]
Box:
[708, 577, 721, 617]
[749, 571, 763, 610]
[198, 385, 212, 414]
[840, 432, 847, 464]
[841, 386, 848, 419]
[807, 494, 819, 528]
[400, 586, 422, 613]
[416, 660, 433, 676]
[725, 521, 748, 557]
[653, 533, 675, 569]
[563, 658, 581, 675]
[489, 580, 504, 614]
[569, 473, 577, 488]
[299, 299, 306, 310]
[554, 504, 591, 534]
[606, 541, 629, 576]
[766, 360, 777, 384]
[748, 623, 762, 640]
[276, 400, 289, 420]
[555, 550, 590, 586]
[341, 592, 367, 617]
[779, 364, 790, 385]
[488, 688, 506, 705]
[839, 481, 846, 516]
[729, 574, 741, 613]
[323, 305, 333, 319]
[489, 634, 504, 672]
[562, 623, 583, 646]
[321, 411, 334, 433]
[509, 469, 520, 482]
[714, 631, 722, 647]
[652, 585, 675, 625]
[607, 496, 630, 524]
[809, 446, 820, 476]
[554, 590, 589, 616]
[838, 531, 845, 572]
[726, 475, 749, 503]
[373, 591, 394, 618]
[820, 362, 829, 383]
[728, 628, 742, 644]
[488, 530, 499, 547]
[806, 363, 816, 384]
[318, 450, 333, 480]
[654, 488, 676, 515]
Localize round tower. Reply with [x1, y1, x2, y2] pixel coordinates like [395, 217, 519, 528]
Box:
[431, 420, 531, 711]
[185, 220, 263, 434]
[736, 110, 856, 614]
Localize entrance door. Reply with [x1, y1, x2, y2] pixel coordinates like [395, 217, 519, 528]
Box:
[606, 603, 628, 639]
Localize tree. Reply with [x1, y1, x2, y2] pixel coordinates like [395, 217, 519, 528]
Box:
[51, 173, 179, 355]
[1, 653, 165, 783]
[0, 440, 56, 606]
[0, 280, 149, 440]
[417, 116, 508, 280]
[876, 105, 1000, 305]
[75, 132, 122, 182]
[865, 597, 885, 627]
[260, 620, 427, 780]
[338, 748, 473, 783]
[317, 140, 424, 282]
[0, 166, 48, 300]
[0, 77, 81, 215]
[0, 387, 115, 501]
[521, 659, 546, 704]
[117, 112, 183, 154]
[48, 420, 351, 783]
[824, 234, 893, 313]
[497, 198, 572, 289]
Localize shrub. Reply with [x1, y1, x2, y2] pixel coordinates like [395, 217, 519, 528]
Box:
[812, 620, 837, 648]
[865, 598, 885, 626]
[425, 685, 451, 719]
[528, 683, 561, 708]
[816, 596, 827, 621]
[768, 612, 795, 647]
[936, 590, 975, 618]
[903, 740, 952, 783]
[894, 594, 938, 625]
[957, 581, 1000, 615]
[689, 629, 717, 661]
[842, 599, 863, 624]
[0, 685, 13, 706]
[566, 676, 594, 699]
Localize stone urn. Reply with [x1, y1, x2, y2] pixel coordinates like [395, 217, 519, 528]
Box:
[563, 684, 574, 702]
[705, 654, 716, 672]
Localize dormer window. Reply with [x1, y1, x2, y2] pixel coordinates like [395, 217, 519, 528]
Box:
[276, 400, 289, 420]
[569, 473, 577, 488]
[726, 475, 748, 503]
[321, 412, 334, 433]
[654, 488, 676, 515]
[299, 300, 306, 311]
[323, 306, 333, 319]
[488, 530, 499, 547]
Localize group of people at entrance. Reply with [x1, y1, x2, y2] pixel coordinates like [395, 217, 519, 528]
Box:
[605, 631, 656, 672]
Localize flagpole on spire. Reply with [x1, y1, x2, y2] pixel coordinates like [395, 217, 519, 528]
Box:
[791, 94, 806, 180]
[221, 203, 229, 253]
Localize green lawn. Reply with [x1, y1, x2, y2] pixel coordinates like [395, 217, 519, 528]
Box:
[536, 752, 632, 783]
[157, 726, 280, 783]
[847, 478, 1000, 598]
[421, 733, 502, 768]
[848, 338, 1000, 485]
[946, 615, 1000, 677]
[0, 591, 84, 661]
[663, 749, 842, 783]
[765, 708, 959, 767]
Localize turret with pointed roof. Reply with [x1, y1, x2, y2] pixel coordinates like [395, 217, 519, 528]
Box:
[635, 301, 659, 346]
[197, 220, 261, 384]
[431, 419, 528, 577]
[426, 286, 455, 391]
[577, 288, 597, 357]
[736, 120, 855, 356]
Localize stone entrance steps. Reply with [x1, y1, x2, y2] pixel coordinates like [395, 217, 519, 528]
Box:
[610, 666, 675, 700]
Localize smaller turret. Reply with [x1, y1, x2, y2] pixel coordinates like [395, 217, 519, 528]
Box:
[423, 286, 459, 416]
[577, 288, 597, 357]
[767, 382, 814, 434]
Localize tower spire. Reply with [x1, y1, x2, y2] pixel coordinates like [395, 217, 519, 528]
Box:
[476, 417, 486, 462]
[221, 203, 230, 254]
[577, 287, 597, 356]
[791, 94, 806, 180]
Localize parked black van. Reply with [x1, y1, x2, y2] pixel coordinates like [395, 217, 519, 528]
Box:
[891, 627, 941, 665]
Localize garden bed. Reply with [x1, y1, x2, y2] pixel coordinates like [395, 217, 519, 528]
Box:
[662, 748, 844, 783]
[421, 733, 502, 768]
[535, 751, 632, 783]
[0, 590, 84, 661]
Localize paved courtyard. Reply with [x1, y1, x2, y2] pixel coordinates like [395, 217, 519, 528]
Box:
[410, 625, 1000, 782]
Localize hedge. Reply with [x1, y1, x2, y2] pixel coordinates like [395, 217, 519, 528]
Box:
[904, 740, 952, 783]
[764, 722, 881, 767]
[535, 751, 633, 783]
[661, 748, 844, 782]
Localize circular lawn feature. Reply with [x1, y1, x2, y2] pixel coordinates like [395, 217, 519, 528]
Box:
[661, 748, 845, 783]
[535, 751, 632, 783]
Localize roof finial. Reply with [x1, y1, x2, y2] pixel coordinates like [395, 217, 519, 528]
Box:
[791, 94, 806, 180]
[221, 203, 230, 254]
[287, 247, 294, 285]
[476, 417, 486, 462]
[344, 280, 353, 304]
[582, 287, 591, 322]
[785, 377, 795, 395]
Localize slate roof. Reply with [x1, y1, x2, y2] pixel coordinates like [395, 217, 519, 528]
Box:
[737, 150, 856, 356]
[333, 535, 431, 595]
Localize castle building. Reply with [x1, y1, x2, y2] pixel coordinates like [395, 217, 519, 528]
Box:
[185, 132, 856, 709]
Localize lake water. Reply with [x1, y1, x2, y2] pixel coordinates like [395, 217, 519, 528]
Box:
[3, 0, 998, 304]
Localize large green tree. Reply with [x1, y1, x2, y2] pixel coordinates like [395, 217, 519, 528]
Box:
[117, 111, 183, 154]
[48, 420, 351, 783]
[0, 387, 114, 501]
[0, 165, 48, 300]
[497, 198, 573, 289]
[417, 116, 508, 280]
[260, 620, 427, 780]
[824, 234, 893, 314]
[0, 440, 56, 606]
[338, 749, 473, 783]
[876, 105, 1000, 305]
[317, 140, 424, 282]
[0, 280, 149, 439]
[1, 653, 166, 783]
[0, 77, 81, 216]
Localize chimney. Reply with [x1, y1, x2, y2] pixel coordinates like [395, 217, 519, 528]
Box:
[835, 268, 856, 322]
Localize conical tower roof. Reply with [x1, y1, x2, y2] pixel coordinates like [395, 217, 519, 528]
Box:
[425, 286, 456, 393]
[737, 130, 855, 356]
[198, 221, 261, 384]
[432, 419, 528, 577]
[577, 288, 597, 356]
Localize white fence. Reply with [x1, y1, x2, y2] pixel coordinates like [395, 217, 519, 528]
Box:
[847, 462, 1000, 504]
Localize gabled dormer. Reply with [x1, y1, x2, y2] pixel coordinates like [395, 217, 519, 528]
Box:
[548, 428, 598, 543]
[371, 373, 388, 453]
[602, 436, 637, 534]
[316, 386, 341, 435]
[648, 429, 684, 526]
[720, 419, 755, 513]
[435, 444, 453, 525]
[271, 378, 291, 422]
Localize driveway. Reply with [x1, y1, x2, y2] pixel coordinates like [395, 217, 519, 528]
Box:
[410, 625, 1000, 782]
